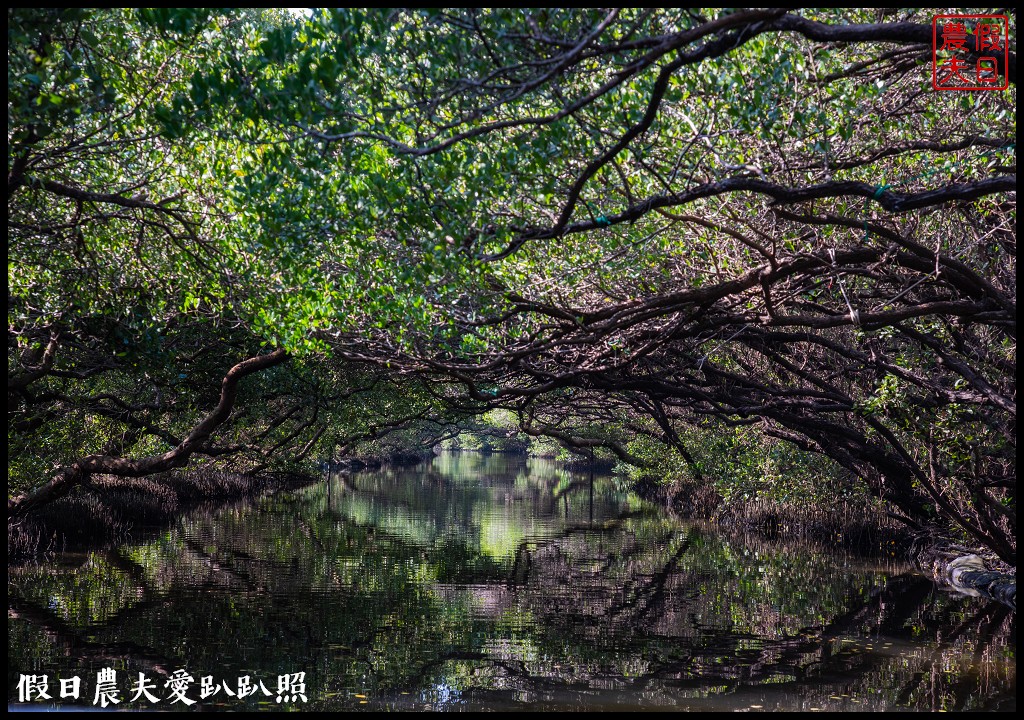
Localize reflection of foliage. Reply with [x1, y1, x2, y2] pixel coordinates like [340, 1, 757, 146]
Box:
[8, 460, 1014, 710]
[13, 554, 140, 629]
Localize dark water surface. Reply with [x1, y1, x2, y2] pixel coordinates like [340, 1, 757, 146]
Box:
[8, 454, 1015, 711]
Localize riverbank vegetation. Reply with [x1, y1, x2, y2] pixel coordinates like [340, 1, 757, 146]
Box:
[8, 9, 1015, 568]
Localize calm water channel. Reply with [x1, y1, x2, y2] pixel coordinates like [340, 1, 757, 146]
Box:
[8, 454, 1015, 711]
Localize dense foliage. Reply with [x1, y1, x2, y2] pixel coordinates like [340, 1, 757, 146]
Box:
[8, 9, 1015, 562]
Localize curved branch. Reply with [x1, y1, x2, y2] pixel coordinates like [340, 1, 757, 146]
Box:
[484, 175, 1016, 260]
[8, 348, 289, 518]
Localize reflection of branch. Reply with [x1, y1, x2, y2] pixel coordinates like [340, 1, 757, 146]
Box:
[10, 549, 172, 639]
[508, 542, 533, 587]
[406, 650, 488, 689]
[893, 602, 1010, 708]
[636, 574, 934, 691]
[181, 535, 260, 592]
[81, 549, 176, 631]
[102, 548, 154, 594]
[552, 480, 590, 500]
[295, 515, 325, 552]
[8, 594, 176, 677]
[506, 510, 657, 589]
[607, 532, 692, 620]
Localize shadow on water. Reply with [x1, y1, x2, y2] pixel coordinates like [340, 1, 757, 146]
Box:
[8, 454, 1016, 711]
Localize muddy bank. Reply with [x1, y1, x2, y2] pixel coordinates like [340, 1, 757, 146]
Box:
[8, 469, 317, 559]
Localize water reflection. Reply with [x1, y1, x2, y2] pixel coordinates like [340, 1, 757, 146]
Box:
[8, 454, 1016, 711]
